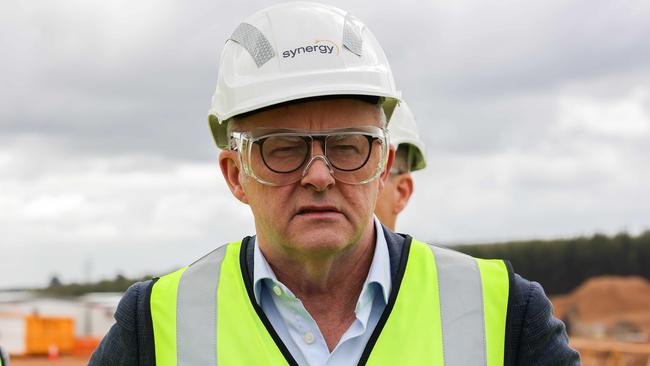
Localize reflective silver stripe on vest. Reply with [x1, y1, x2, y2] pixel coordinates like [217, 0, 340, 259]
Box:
[229, 23, 276, 67]
[429, 245, 486, 365]
[176, 245, 228, 366]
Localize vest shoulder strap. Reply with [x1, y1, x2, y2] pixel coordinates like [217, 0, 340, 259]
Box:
[426, 240, 511, 366]
[149, 241, 293, 366]
[364, 239, 511, 366]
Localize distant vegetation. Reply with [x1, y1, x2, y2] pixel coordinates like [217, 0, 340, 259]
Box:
[41, 274, 153, 297]
[454, 230, 650, 296]
[39, 231, 649, 297]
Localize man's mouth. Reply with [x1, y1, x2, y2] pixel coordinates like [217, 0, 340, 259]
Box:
[296, 206, 340, 215]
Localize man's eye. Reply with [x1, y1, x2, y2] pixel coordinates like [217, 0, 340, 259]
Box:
[330, 144, 361, 154]
[270, 145, 302, 155]
[265, 143, 307, 159]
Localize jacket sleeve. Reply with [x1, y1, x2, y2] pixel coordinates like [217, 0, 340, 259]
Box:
[89, 281, 153, 366]
[513, 275, 581, 365]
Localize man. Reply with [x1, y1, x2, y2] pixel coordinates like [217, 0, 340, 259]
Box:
[374, 102, 426, 231]
[91, 3, 579, 365]
[0, 345, 7, 366]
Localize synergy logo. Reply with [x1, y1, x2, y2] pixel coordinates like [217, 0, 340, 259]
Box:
[282, 39, 340, 59]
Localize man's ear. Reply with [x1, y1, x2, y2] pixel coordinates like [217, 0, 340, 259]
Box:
[378, 145, 396, 193]
[393, 173, 414, 214]
[219, 150, 249, 204]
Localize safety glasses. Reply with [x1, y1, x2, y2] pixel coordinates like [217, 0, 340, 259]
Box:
[230, 126, 389, 186]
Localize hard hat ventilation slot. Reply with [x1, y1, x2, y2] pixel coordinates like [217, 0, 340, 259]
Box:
[229, 23, 276, 67]
[342, 14, 363, 57]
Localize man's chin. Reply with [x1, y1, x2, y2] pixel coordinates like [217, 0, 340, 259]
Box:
[284, 227, 355, 255]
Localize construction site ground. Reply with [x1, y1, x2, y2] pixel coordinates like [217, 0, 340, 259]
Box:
[552, 275, 650, 341]
[11, 356, 88, 366]
[554, 276, 650, 365]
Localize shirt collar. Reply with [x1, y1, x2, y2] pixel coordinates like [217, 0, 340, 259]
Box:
[252, 216, 392, 305]
[253, 236, 277, 304]
[365, 215, 392, 304]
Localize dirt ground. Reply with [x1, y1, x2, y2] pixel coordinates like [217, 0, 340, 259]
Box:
[11, 356, 89, 366]
[552, 275, 650, 340]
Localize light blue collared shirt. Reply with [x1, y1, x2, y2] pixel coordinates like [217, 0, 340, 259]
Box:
[253, 216, 391, 366]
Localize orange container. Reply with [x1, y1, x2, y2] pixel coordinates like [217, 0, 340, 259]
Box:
[24, 316, 75, 355]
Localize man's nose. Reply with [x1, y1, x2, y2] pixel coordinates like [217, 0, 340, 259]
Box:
[300, 141, 335, 191]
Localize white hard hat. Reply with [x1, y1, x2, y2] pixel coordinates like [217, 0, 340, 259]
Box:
[208, 1, 401, 149]
[388, 101, 426, 171]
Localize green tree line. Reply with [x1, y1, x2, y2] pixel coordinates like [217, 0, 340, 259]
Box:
[40, 231, 649, 297]
[454, 230, 650, 296]
[41, 274, 153, 297]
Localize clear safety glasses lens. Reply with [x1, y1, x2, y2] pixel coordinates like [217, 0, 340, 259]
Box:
[231, 127, 388, 186]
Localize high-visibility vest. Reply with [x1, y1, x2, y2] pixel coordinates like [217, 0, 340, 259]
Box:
[150, 238, 510, 365]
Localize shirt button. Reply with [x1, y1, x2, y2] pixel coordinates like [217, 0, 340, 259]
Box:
[272, 285, 282, 296]
[303, 332, 315, 344]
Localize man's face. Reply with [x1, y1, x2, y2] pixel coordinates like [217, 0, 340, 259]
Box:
[374, 171, 414, 231]
[220, 98, 393, 259]
[374, 146, 414, 230]
[375, 173, 400, 225]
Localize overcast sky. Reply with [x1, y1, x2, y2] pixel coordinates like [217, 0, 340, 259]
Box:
[2, 0, 649, 288]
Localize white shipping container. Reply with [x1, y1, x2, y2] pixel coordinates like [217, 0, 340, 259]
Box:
[0, 314, 26, 355]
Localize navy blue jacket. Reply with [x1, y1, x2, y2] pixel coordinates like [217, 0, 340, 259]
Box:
[90, 229, 580, 365]
[0, 346, 8, 366]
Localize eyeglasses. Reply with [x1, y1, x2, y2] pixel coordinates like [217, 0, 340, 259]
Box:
[230, 126, 389, 186]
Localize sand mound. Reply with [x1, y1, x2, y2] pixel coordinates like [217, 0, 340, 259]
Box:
[552, 276, 650, 340]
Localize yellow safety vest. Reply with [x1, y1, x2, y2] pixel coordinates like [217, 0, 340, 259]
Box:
[150, 238, 510, 365]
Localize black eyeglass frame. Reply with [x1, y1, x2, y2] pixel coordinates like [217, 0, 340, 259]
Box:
[255, 134, 376, 174]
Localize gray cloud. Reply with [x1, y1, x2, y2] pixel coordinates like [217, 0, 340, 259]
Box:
[1, 0, 649, 287]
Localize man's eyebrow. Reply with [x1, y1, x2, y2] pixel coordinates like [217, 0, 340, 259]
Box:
[249, 128, 297, 136]
[246, 126, 384, 138]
